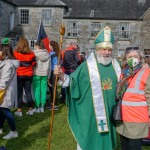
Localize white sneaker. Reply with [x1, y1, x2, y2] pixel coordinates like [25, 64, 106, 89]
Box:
[40, 107, 44, 113]
[33, 108, 40, 113]
[26, 110, 33, 116]
[15, 111, 22, 117]
[0, 129, 3, 134]
[3, 131, 18, 140]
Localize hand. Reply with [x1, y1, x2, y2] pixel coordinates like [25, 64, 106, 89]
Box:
[142, 63, 149, 70]
[54, 65, 64, 82]
[54, 65, 63, 75]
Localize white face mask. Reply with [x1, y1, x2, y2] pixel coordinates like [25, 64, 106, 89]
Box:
[127, 57, 140, 68]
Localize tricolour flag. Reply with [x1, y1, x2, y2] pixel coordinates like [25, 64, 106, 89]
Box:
[37, 22, 51, 52]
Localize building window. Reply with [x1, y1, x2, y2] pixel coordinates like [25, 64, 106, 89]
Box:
[29, 40, 36, 50]
[42, 10, 51, 25]
[91, 23, 102, 37]
[20, 9, 29, 24]
[67, 21, 78, 38]
[119, 23, 130, 39]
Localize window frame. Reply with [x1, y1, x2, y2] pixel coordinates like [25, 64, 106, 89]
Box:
[119, 23, 130, 40]
[90, 22, 102, 38]
[67, 21, 78, 38]
[42, 9, 52, 26]
[19, 9, 30, 25]
[29, 40, 36, 50]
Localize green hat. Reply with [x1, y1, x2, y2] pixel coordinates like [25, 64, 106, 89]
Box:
[94, 26, 114, 50]
[2, 38, 11, 45]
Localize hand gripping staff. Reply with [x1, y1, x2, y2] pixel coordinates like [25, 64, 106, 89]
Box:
[47, 24, 65, 150]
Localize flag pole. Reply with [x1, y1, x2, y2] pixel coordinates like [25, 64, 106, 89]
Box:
[47, 24, 65, 150]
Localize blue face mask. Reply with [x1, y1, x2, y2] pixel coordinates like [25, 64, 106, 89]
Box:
[127, 57, 140, 68]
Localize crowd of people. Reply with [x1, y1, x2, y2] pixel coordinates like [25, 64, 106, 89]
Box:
[0, 25, 150, 150]
[0, 36, 84, 140]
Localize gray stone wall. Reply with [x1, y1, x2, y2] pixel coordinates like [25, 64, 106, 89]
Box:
[16, 7, 64, 45]
[0, 1, 17, 39]
[140, 9, 150, 50]
[63, 19, 143, 57]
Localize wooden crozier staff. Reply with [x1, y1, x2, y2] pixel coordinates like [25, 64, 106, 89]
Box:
[47, 24, 65, 150]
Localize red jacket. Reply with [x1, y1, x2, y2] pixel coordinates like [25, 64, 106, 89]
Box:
[14, 51, 36, 76]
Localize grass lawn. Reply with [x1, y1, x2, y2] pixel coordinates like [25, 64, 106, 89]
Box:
[0, 94, 150, 150]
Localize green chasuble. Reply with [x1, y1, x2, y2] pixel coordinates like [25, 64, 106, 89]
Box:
[67, 55, 119, 150]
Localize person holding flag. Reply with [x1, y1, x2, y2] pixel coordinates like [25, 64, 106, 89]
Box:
[54, 26, 121, 150]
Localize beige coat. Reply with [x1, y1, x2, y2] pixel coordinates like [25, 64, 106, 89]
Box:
[116, 75, 150, 139]
[0, 58, 19, 109]
[33, 49, 51, 77]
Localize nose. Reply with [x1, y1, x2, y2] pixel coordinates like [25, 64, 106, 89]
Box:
[105, 49, 110, 55]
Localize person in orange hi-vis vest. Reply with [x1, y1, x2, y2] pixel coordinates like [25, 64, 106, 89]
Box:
[116, 46, 150, 150]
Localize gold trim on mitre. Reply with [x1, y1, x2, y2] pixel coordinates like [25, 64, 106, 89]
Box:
[96, 42, 113, 50]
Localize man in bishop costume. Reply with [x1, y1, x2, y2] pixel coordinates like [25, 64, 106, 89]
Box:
[54, 26, 121, 150]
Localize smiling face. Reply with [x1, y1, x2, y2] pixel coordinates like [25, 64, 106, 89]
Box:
[96, 48, 112, 65]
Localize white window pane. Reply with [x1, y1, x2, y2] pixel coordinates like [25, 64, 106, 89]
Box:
[42, 10, 51, 25]
[67, 21, 78, 38]
[91, 23, 102, 37]
[20, 9, 29, 24]
[119, 23, 130, 39]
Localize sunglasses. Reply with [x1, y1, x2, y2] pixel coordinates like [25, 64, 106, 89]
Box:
[126, 47, 139, 51]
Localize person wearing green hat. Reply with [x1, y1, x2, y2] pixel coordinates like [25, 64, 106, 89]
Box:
[54, 26, 120, 150]
[2, 38, 10, 45]
[0, 37, 19, 139]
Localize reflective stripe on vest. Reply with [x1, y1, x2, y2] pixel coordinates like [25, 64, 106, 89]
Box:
[122, 69, 149, 122]
[125, 70, 145, 94]
[122, 100, 147, 106]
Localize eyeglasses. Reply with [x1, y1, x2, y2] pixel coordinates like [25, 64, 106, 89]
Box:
[126, 47, 139, 51]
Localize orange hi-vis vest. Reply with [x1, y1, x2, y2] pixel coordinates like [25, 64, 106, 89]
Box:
[122, 69, 150, 123]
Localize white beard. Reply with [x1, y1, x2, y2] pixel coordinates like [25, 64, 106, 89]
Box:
[97, 55, 112, 65]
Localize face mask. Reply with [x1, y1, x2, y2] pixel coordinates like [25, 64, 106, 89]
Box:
[127, 57, 140, 68]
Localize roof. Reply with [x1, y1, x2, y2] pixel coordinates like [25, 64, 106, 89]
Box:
[1, 0, 17, 6]
[13, 0, 66, 7]
[61, 0, 150, 20]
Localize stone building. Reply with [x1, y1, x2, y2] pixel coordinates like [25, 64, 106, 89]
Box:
[0, 0, 17, 41]
[61, 0, 150, 57]
[0, 0, 150, 58]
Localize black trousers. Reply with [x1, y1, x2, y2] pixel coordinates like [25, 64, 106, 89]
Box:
[49, 71, 57, 105]
[17, 76, 33, 108]
[60, 87, 66, 103]
[120, 134, 142, 150]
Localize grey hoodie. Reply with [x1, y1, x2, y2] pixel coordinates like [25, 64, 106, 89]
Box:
[33, 49, 51, 76]
[0, 58, 19, 109]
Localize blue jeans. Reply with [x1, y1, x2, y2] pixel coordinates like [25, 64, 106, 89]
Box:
[0, 107, 16, 131]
